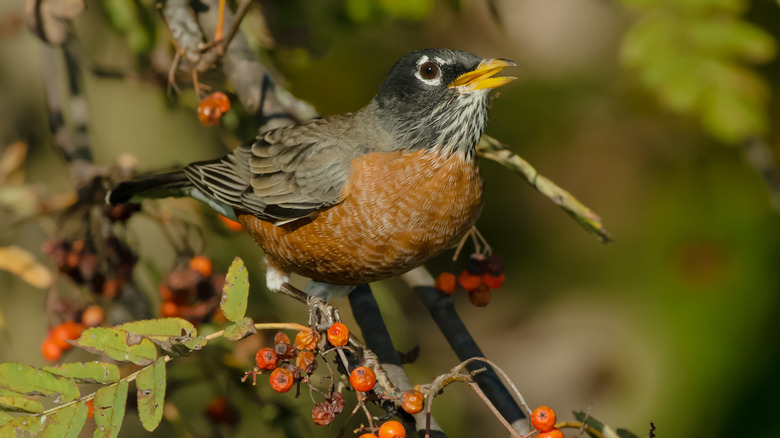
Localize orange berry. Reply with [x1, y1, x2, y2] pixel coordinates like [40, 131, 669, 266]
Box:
[218, 214, 243, 231]
[50, 324, 72, 349]
[359, 434, 378, 438]
[349, 366, 376, 392]
[189, 256, 213, 278]
[63, 321, 85, 339]
[255, 347, 278, 370]
[296, 350, 317, 374]
[538, 428, 564, 438]
[468, 283, 491, 307]
[378, 420, 406, 438]
[158, 283, 173, 301]
[531, 406, 557, 432]
[210, 92, 231, 113]
[269, 367, 294, 393]
[482, 272, 505, 289]
[161, 301, 181, 317]
[294, 329, 319, 351]
[86, 400, 94, 419]
[458, 270, 482, 291]
[327, 322, 349, 347]
[41, 338, 62, 362]
[434, 272, 457, 294]
[81, 305, 105, 328]
[400, 389, 424, 414]
[197, 98, 222, 127]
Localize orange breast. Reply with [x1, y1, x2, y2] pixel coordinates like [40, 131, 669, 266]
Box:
[238, 148, 483, 285]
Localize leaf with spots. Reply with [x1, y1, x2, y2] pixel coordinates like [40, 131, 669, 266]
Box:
[115, 318, 197, 352]
[221, 257, 249, 322]
[222, 316, 256, 341]
[41, 401, 88, 438]
[0, 396, 43, 413]
[94, 380, 128, 438]
[44, 361, 120, 384]
[0, 414, 44, 436]
[0, 363, 79, 402]
[73, 328, 156, 366]
[136, 357, 166, 431]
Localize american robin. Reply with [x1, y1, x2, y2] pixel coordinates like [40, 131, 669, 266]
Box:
[108, 48, 516, 298]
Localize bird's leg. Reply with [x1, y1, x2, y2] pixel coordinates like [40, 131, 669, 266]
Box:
[278, 283, 340, 329]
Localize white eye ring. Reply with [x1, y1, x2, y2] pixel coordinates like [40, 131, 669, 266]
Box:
[415, 56, 442, 86]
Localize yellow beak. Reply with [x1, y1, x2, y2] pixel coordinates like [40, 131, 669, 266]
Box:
[448, 58, 517, 91]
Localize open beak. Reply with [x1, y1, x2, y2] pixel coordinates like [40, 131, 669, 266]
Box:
[448, 58, 517, 92]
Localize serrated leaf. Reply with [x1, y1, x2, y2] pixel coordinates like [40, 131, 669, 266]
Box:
[0, 396, 43, 413]
[221, 257, 249, 322]
[0, 246, 53, 289]
[44, 362, 120, 384]
[116, 318, 197, 352]
[0, 414, 44, 436]
[74, 328, 156, 366]
[222, 316, 256, 341]
[93, 380, 128, 438]
[136, 358, 166, 431]
[0, 363, 79, 402]
[41, 402, 88, 438]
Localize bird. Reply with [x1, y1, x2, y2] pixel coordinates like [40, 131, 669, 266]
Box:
[108, 48, 516, 298]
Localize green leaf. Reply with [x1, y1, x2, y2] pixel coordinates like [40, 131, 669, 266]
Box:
[136, 358, 166, 431]
[0, 396, 43, 413]
[0, 412, 11, 426]
[44, 362, 120, 384]
[93, 380, 129, 438]
[74, 328, 157, 366]
[116, 318, 197, 351]
[41, 402, 88, 438]
[0, 363, 79, 402]
[222, 316, 256, 341]
[0, 414, 44, 436]
[221, 257, 249, 322]
[180, 336, 207, 351]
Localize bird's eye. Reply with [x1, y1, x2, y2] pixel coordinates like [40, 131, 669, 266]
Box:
[419, 62, 440, 80]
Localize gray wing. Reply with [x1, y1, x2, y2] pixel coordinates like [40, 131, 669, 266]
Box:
[183, 115, 361, 221]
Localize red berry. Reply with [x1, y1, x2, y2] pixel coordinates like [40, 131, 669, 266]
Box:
[538, 428, 564, 438]
[161, 301, 181, 317]
[311, 402, 335, 426]
[378, 420, 406, 438]
[50, 324, 73, 349]
[458, 270, 482, 290]
[296, 350, 317, 374]
[210, 92, 231, 113]
[255, 347, 279, 370]
[327, 322, 349, 347]
[400, 389, 424, 414]
[294, 329, 319, 351]
[482, 272, 505, 289]
[41, 338, 62, 362]
[531, 406, 557, 432]
[81, 305, 105, 328]
[359, 434, 379, 438]
[269, 367, 294, 393]
[349, 366, 376, 392]
[189, 255, 213, 278]
[434, 272, 456, 294]
[467, 283, 491, 307]
[197, 98, 223, 127]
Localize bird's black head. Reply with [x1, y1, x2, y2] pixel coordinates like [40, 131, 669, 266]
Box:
[372, 49, 516, 158]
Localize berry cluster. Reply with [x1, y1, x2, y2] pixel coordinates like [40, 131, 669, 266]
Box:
[531, 406, 563, 438]
[40, 305, 105, 361]
[197, 92, 231, 127]
[158, 255, 225, 324]
[435, 253, 505, 306]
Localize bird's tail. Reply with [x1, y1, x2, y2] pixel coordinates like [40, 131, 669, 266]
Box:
[107, 171, 193, 205]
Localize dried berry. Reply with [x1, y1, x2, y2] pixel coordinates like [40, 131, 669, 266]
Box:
[434, 272, 457, 294]
[400, 389, 424, 414]
[328, 392, 344, 414]
[485, 254, 504, 276]
[311, 402, 335, 426]
[378, 420, 406, 438]
[296, 350, 317, 374]
[255, 348, 279, 370]
[269, 367, 294, 393]
[349, 366, 376, 392]
[467, 283, 491, 307]
[274, 331, 295, 360]
[327, 322, 349, 347]
[294, 329, 319, 351]
[531, 406, 557, 433]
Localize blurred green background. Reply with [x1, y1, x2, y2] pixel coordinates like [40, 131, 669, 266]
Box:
[1, 0, 780, 437]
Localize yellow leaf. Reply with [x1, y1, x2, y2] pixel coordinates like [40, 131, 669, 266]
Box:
[0, 246, 53, 289]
